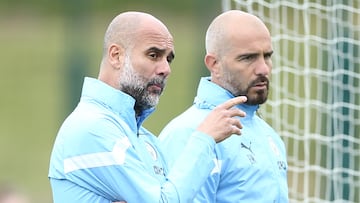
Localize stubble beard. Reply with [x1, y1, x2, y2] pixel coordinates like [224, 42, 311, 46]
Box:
[221, 73, 269, 105]
[119, 54, 165, 114]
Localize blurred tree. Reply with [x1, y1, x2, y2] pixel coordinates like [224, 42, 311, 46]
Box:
[62, 0, 93, 115]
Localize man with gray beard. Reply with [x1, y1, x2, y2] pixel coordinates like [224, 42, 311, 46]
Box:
[48, 11, 247, 203]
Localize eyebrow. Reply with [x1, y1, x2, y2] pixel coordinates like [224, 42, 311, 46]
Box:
[148, 47, 175, 60]
[148, 47, 165, 54]
[265, 50, 274, 56]
[237, 50, 274, 58]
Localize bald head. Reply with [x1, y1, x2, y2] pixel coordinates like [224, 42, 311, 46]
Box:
[102, 11, 172, 57]
[205, 10, 270, 57]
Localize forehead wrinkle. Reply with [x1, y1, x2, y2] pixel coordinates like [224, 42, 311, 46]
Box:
[134, 28, 174, 53]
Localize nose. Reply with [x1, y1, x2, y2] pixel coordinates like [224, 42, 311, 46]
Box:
[254, 57, 271, 76]
[156, 58, 171, 77]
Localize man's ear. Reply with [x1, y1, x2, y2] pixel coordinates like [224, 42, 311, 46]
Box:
[108, 43, 125, 69]
[204, 53, 220, 76]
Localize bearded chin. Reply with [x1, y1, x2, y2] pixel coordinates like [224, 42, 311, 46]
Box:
[243, 77, 270, 105]
[248, 91, 268, 105]
[231, 83, 268, 105]
[244, 86, 269, 105]
[136, 91, 160, 110]
[121, 84, 160, 115]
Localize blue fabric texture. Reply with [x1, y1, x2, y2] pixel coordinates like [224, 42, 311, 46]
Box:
[159, 77, 289, 203]
[49, 77, 216, 203]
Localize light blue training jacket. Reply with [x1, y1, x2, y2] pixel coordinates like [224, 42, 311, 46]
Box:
[48, 77, 217, 203]
[159, 77, 289, 203]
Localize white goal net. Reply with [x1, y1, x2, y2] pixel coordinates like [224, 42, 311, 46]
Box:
[222, 1, 360, 202]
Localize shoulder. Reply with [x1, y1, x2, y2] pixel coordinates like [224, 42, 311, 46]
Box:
[55, 103, 133, 156]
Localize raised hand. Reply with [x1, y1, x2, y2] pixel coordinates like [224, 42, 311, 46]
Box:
[196, 96, 247, 143]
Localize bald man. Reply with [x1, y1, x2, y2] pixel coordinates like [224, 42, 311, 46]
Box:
[48, 11, 247, 203]
[159, 10, 289, 202]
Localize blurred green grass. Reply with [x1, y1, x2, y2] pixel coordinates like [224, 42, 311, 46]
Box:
[0, 12, 64, 202]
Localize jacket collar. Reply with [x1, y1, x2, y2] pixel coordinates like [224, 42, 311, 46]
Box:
[194, 77, 259, 118]
[81, 77, 155, 131]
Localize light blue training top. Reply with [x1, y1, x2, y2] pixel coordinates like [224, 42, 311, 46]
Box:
[159, 77, 289, 203]
[48, 77, 217, 203]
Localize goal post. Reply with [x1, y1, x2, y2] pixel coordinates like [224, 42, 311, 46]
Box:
[221, 1, 360, 202]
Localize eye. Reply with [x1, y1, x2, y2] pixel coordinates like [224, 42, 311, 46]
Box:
[239, 54, 256, 61]
[149, 52, 158, 59]
[167, 56, 174, 64]
[245, 55, 255, 60]
[264, 53, 272, 59]
[264, 51, 273, 60]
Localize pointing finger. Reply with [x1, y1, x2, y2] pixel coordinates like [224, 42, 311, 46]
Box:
[216, 96, 247, 110]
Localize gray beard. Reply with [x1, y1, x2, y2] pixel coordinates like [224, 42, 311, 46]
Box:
[119, 55, 162, 115]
